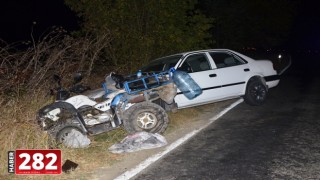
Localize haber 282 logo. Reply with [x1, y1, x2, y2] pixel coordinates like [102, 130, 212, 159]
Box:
[8, 149, 61, 174]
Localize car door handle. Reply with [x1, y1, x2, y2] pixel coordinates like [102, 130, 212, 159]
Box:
[209, 74, 217, 77]
[244, 68, 250, 72]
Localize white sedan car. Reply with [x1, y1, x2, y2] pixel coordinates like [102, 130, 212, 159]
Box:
[142, 49, 280, 108]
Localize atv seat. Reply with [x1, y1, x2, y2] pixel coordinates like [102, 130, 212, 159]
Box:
[85, 88, 106, 100]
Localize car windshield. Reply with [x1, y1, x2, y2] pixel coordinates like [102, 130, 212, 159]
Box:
[141, 55, 182, 72]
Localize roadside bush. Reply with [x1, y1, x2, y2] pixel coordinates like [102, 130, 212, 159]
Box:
[0, 27, 113, 97]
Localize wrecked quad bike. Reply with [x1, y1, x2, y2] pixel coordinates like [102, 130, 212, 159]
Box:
[37, 70, 178, 147]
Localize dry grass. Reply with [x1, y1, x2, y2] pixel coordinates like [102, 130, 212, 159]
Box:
[166, 108, 201, 134]
[165, 103, 217, 133]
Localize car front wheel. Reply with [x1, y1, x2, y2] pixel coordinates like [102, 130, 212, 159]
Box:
[244, 78, 267, 106]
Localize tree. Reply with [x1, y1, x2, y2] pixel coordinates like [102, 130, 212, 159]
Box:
[65, 0, 213, 70]
[199, 0, 297, 49]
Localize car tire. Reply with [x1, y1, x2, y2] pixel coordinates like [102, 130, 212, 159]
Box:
[122, 102, 169, 134]
[244, 78, 267, 106]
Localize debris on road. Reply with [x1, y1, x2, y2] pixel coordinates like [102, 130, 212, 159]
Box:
[108, 131, 167, 153]
[61, 129, 91, 148]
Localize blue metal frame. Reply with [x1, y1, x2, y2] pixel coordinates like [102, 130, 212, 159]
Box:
[124, 70, 173, 94]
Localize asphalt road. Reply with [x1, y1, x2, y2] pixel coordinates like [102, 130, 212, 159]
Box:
[134, 54, 320, 179]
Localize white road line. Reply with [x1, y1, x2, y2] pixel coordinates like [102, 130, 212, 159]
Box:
[114, 98, 244, 180]
[209, 98, 244, 122]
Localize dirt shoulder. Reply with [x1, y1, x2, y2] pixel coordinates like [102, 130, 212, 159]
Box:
[74, 99, 238, 180]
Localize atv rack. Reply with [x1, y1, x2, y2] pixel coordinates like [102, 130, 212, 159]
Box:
[124, 70, 172, 94]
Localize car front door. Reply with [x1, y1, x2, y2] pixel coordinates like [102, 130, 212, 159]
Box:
[174, 52, 223, 108]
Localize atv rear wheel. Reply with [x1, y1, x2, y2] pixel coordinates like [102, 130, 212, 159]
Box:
[122, 102, 169, 134]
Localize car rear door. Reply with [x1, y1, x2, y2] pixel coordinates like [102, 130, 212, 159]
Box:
[174, 52, 224, 108]
[208, 51, 250, 97]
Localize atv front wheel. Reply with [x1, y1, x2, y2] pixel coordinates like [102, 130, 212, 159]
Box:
[47, 119, 89, 148]
[122, 102, 169, 134]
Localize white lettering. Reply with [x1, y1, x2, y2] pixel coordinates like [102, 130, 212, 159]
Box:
[8, 151, 15, 173]
[9, 168, 14, 173]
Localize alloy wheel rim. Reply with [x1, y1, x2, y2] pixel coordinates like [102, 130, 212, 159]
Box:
[136, 112, 157, 129]
[251, 84, 266, 101]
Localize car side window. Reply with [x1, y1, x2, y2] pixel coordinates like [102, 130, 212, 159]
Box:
[178, 54, 211, 73]
[209, 52, 245, 68]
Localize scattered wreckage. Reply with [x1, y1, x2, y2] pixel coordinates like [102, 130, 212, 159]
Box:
[37, 68, 201, 148]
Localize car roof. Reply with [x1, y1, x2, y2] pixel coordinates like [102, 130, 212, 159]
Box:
[162, 49, 233, 57]
[182, 49, 234, 55]
[152, 49, 254, 62]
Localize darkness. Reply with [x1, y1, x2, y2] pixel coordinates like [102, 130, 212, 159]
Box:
[288, 1, 320, 51]
[0, 0, 319, 51]
[0, 0, 79, 43]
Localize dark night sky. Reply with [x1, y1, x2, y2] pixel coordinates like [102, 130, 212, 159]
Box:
[0, 0, 79, 43]
[288, 1, 320, 50]
[0, 0, 319, 50]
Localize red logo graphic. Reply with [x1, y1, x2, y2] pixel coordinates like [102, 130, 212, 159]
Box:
[15, 149, 61, 174]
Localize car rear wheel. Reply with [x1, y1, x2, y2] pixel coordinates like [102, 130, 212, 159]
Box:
[244, 78, 267, 106]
